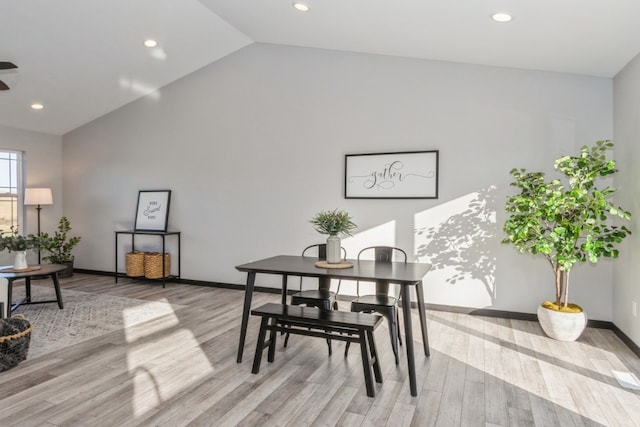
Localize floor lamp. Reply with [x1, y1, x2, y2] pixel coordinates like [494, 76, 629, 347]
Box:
[24, 188, 53, 264]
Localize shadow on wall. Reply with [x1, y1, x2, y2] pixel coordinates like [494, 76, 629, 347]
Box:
[414, 186, 499, 305]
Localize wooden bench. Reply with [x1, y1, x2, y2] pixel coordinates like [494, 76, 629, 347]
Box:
[251, 303, 384, 397]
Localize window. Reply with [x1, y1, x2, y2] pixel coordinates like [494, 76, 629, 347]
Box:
[0, 150, 23, 231]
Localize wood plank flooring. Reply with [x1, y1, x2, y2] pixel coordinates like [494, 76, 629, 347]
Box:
[1, 274, 639, 426]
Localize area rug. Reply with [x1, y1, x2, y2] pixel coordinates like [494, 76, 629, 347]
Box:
[10, 285, 186, 359]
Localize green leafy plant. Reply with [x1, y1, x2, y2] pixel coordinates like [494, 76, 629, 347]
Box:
[0, 226, 40, 252]
[38, 216, 81, 264]
[310, 209, 357, 236]
[503, 140, 631, 310]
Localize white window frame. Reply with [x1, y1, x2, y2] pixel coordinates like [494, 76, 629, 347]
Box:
[0, 150, 25, 232]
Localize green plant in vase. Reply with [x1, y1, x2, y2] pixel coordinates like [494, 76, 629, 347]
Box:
[38, 216, 81, 277]
[0, 226, 40, 270]
[310, 209, 356, 263]
[0, 227, 39, 252]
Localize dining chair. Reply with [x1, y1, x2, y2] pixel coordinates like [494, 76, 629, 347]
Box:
[345, 246, 406, 365]
[283, 243, 346, 355]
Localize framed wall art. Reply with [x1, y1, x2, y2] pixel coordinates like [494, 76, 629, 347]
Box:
[345, 150, 439, 199]
[134, 190, 172, 232]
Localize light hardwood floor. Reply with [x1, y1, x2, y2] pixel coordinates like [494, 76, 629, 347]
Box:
[1, 274, 639, 426]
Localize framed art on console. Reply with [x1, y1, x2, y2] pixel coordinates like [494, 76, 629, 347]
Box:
[134, 190, 171, 232]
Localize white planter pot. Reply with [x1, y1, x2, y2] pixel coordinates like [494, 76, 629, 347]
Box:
[537, 303, 587, 341]
[326, 235, 342, 264]
[13, 251, 28, 270]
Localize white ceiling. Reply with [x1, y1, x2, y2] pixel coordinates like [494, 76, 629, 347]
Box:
[2, 0, 640, 136]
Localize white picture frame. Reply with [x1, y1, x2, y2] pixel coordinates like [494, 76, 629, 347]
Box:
[134, 190, 171, 231]
[345, 150, 439, 199]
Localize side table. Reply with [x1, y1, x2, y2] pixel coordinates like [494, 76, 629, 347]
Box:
[0, 264, 66, 318]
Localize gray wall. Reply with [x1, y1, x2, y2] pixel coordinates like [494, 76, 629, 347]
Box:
[0, 125, 63, 265]
[62, 43, 616, 319]
[613, 53, 640, 345]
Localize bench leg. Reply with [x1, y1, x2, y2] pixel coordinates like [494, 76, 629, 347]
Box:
[367, 330, 383, 383]
[358, 331, 376, 398]
[252, 317, 269, 374]
[267, 318, 277, 363]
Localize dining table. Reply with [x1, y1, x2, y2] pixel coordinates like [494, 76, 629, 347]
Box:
[235, 255, 432, 396]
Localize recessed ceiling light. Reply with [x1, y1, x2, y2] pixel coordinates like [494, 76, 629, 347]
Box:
[491, 12, 513, 23]
[293, 2, 310, 12]
[144, 39, 158, 48]
[30, 103, 44, 110]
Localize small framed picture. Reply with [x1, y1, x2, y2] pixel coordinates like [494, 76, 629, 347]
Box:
[345, 150, 439, 199]
[134, 190, 171, 232]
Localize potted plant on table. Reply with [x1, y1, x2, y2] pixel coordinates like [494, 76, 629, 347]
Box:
[0, 227, 40, 270]
[38, 216, 81, 278]
[310, 209, 357, 264]
[502, 140, 631, 341]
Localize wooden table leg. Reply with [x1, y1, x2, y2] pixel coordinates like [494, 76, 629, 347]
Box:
[51, 273, 64, 309]
[318, 276, 331, 291]
[25, 277, 32, 302]
[415, 280, 430, 356]
[401, 284, 418, 396]
[237, 272, 256, 363]
[281, 275, 288, 305]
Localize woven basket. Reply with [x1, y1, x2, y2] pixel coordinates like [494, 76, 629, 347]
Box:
[144, 252, 171, 279]
[126, 251, 146, 277]
[0, 314, 32, 372]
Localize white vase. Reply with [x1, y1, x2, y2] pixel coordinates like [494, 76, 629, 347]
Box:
[326, 235, 342, 264]
[537, 303, 587, 341]
[13, 251, 28, 270]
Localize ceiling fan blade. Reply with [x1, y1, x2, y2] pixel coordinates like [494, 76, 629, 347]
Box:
[0, 80, 9, 90]
[0, 62, 18, 70]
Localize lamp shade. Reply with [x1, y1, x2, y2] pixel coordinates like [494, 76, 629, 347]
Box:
[24, 188, 53, 206]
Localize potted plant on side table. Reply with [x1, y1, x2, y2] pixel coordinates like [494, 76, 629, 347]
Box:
[38, 216, 81, 278]
[502, 140, 631, 341]
[0, 227, 40, 270]
[310, 209, 357, 264]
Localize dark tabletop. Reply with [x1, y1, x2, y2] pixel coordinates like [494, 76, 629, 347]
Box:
[0, 264, 66, 279]
[236, 255, 431, 283]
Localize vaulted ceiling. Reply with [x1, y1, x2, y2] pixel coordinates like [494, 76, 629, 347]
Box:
[2, 0, 639, 135]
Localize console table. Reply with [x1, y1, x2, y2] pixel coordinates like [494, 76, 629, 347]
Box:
[114, 230, 181, 287]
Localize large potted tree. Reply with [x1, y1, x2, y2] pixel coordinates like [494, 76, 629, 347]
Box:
[503, 140, 631, 341]
[38, 216, 81, 278]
